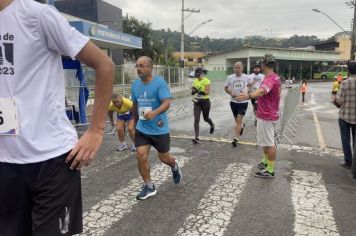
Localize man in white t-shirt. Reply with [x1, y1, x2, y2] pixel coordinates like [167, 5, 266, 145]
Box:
[224, 61, 253, 146]
[0, 0, 114, 235]
[249, 65, 265, 125]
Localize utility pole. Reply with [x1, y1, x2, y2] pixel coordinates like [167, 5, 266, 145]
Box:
[164, 34, 168, 66]
[180, 0, 200, 84]
[347, 1, 356, 60]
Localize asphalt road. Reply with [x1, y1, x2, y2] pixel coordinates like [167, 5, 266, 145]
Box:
[78, 81, 356, 236]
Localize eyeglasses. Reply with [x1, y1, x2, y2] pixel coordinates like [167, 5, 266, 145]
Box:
[135, 64, 151, 68]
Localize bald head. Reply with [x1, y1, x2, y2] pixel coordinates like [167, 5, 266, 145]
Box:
[234, 61, 244, 76]
[136, 56, 154, 81]
[137, 56, 153, 68]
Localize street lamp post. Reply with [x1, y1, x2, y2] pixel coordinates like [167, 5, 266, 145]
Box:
[180, 0, 200, 84]
[312, 8, 355, 60]
[188, 19, 213, 36]
[312, 9, 347, 33]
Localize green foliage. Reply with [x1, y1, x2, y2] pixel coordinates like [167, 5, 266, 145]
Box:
[123, 15, 321, 63]
[151, 30, 320, 53]
[123, 16, 175, 65]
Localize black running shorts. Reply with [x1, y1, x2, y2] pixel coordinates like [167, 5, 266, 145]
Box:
[250, 99, 257, 106]
[230, 102, 248, 117]
[0, 152, 82, 236]
[135, 129, 170, 153]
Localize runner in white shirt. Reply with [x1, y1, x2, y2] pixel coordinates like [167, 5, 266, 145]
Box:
[249, 65, 265, 125]
[224, 61, 253, 146]
[0, 0, 114, 235]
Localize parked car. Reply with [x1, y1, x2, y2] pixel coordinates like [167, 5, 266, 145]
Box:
[188, 71, 195, 78]
[314, 65, 348, 80]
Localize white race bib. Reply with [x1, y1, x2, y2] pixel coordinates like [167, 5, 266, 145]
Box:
[232, 81, 246, 95]
[0, 98, 19, 135]
[139, 107, 152, 120]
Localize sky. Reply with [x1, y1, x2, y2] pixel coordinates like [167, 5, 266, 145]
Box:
[104, 0, 353, 40]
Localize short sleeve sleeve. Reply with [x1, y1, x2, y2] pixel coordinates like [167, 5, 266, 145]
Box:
[260, 79, 274, 95]
[108, 101, 115, 111]
[131, 82, 137, 103]
[37, 6, 89, 59]
[158, 79, 171, 101]
[336, 81, 346, 101]
[224, 76, 230, 87]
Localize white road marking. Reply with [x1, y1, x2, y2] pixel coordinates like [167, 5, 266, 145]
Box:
[312, 111, 326, 149]
[81, 156, 189, 235]
[304, 105, 328, 111]
[175, 163, 252, 236]
[310, 93, 317, 105]
[291, 170, 339, 236]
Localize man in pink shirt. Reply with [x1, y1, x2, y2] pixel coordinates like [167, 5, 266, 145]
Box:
[237, 54, 281, 178]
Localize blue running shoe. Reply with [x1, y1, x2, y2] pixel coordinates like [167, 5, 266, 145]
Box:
[172, 162, 182, 184]
[136, 185, 156, 200]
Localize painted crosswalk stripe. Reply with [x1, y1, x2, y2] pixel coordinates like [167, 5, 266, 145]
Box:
[81, 156, 189, 235]
[291, 170, 339, 236]
[176, 163, 252, 236]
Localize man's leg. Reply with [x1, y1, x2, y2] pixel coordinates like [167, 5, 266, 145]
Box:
[234, 115, 244, 139]
[158, 152, 175, 167]
[265, 146, 276, 173]
[158, 152, 182, 184]
[32, 153, 83, 235]
[135, 131, 156, 200]
[127, 119, 136, 151]
[0, 163, 32, 236]
[339, 118, 352, 166]
[136, 145, 152, 184]
[116, 120, 128, 150]
[255, 119, 276, 177]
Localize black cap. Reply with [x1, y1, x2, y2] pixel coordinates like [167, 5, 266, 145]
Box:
[194, 67, 203, 77]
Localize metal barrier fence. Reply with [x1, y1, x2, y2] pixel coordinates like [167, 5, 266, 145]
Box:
[65, 65, 191, 126]
[275, 86, 303, 144]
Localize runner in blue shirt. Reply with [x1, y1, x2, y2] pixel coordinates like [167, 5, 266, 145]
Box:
[131, 56, 182, 200]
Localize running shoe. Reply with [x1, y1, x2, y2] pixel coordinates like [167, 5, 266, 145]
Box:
[136, 185, 156, 200]
[240, 123, 246, 135]
[172, 162, 182, 184]
[117, 144, 128, 151]
[254, 169, 274, 178]
[232, 138, 239, 147]
[130, 145, 136, 152]
[257, 162, 267, 169]
[210, 124, 215, 134]
[192, 137, 200, 144]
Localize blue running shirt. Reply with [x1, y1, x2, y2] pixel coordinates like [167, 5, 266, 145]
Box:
[131, 76, 171, 135]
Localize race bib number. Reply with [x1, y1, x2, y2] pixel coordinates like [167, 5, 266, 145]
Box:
[232, 81, 246, 95]
[0, 98, 19, 135]
[139, 107, 152, 120]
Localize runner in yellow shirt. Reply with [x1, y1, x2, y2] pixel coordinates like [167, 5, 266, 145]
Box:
[191, 67, 215, 143]
[108, 93, 136, 151]
[331, 78, 341, 102]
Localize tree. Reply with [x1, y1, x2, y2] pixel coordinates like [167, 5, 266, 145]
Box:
[123, 15, 163, 62]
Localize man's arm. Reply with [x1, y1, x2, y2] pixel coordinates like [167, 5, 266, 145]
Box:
[144, 99, 170, 120]
[132, 102, 139, 125]
[108, 110, 114, 127]
[224, 86, 233, 97]
[66, 41, 114, 170]
[334, 82, 345, 108]
[236, 87, 265, 102]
